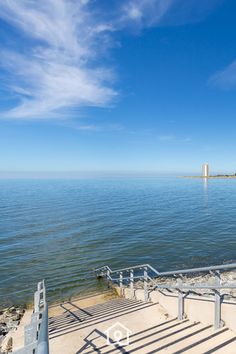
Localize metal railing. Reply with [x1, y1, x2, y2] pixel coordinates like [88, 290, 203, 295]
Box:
[14, 280, 49, 354]
[95, 262, 236, 330]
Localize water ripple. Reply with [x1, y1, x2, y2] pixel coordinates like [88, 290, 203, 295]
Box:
[1, 177, 236, 306]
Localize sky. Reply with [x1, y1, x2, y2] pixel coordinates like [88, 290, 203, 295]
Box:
[0, 0, 236, 176]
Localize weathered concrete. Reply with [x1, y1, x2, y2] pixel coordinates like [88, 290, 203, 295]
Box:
[48, 294, 236, 353]
[48, 297, 169, 354]
[49, 291, 117, 318]
[10, 309, 33, 351]
[11, 288, 236, 353]
[11, 292, 117, 353]
[122, 286, 236, 333]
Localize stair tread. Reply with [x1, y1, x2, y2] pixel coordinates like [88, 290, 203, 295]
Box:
[156, 324, 213, 353]
[49, 299, 144, 324]
[118, 321, 200, 353]
[48, 294, 236, 354]
[78, 322, 236, 354]
[174, 327, 235, 354]
[78, 320, 199, 353]
[49, 299, 145, 322]
[49, 301, 156, 338]
[209, 335, 236, 354]
[79, 319, 182, 353]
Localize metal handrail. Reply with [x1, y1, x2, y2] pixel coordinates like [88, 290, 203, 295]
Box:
[95, 262, 236, 330]
[95, 262, 236, 277]
[37, 303, 49, 354]
[13, 280, 49, 354]
[158, 263, 236, 276]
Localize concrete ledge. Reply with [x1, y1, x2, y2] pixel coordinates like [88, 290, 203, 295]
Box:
[118, 286, 236, 332]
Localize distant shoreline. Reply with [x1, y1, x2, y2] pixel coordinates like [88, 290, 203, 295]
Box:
[181, 176, 236, 179]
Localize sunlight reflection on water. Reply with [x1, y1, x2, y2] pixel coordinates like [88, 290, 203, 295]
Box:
[1, 177, 236, 306]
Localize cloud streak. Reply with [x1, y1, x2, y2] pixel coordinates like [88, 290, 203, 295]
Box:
[119, 0, 174, 28]
[209, 60, 236, 90]
[0, 0, 117, 119]
[117, 0, 222, 30]
[0, 0, 222, 120]
[158, 134, 191, 142]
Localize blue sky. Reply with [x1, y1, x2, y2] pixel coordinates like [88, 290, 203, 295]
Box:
[1, 0, 236, 176]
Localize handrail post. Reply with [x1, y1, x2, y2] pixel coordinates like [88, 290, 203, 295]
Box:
[119, 272, 123, 297]
[214, 271, 222, 330]
[130, 269, 134, 299]
[106, 269, 111, 289]
[144, 267, 149, 302]
[41, 280, 46, 307]
[34, 291, 40, 313]
[37, 303, 49, 354]
[177, 277, 184, 320]
[14, 281, 49, 354]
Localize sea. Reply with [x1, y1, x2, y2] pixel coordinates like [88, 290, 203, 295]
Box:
[1, 177, 236, 307]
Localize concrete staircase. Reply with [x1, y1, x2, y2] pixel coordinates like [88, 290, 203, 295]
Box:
[48, 295, 236, 354]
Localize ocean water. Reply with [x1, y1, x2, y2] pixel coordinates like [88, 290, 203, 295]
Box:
[1, 177, 236, 306]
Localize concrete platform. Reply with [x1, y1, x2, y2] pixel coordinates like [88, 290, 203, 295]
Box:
[11, 290, 236, 353]
[48, 294, 236, 353]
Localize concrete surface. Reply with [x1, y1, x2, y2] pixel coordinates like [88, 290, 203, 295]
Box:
[12, 289, 236, 353]
[49, 297, 169, 354]
[122, 287, 236, 333]
[48, 293, 236, 353]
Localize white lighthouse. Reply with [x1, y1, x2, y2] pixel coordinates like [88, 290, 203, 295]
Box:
[202, 163, 209, 178]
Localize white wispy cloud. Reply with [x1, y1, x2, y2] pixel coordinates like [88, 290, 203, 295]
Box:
[209, 60, 236, 90]
[158, 134, 175, 142]
[59, 120, 124, 132]
[0, 0, 117, 119]
[0, 0, 222, 120]
[119, 0, 173, 28]
[158, 134, 191, 142]
[117, 0, 221, 30]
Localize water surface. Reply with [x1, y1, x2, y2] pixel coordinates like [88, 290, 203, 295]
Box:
[1, 177, 236, 306]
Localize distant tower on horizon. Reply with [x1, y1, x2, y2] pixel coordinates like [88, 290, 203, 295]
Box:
[202, 163, 209, 177]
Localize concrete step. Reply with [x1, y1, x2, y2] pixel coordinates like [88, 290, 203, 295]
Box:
[175, 327, 236, 354]
[74, 314, 236, 354]
[209, 335, 236, 354]
[105, 321, 203, 354]
[49, 298, 141, 326]
[48, 296, 236, 354]
[79, 323, 236, 354]
[157, 323, 213, 353]
[49, 298, 156, 339]
[49, 298, 143, 326]
[79, 318, 183, 354]
[78, 320, 204, 353]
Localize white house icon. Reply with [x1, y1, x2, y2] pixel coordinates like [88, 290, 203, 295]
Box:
[105, 321, 132, 346]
